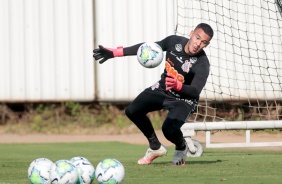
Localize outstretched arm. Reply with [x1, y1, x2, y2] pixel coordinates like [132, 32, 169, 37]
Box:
[93, 45, 124, 64]
[93, 43, 147, 64]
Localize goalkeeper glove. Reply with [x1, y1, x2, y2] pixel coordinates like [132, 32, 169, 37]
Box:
[165, 73, 183, 91]
[93, 45, 124, 64]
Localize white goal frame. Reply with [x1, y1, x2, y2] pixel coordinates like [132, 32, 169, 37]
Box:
[181, 121, 282, 148]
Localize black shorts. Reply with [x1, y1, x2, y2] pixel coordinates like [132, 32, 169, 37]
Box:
[128, 85, 198, 122]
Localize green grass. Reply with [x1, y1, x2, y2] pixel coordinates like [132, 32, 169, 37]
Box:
[0, 142, 282, 184]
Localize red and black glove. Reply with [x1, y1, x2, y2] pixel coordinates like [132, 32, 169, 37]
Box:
[165, 73, 183, 91]
[93, 45, 124, 64]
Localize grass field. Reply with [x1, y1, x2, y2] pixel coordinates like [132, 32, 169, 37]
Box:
[0, 142, 282, 184]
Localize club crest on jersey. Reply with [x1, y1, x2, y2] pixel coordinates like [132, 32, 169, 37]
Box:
[175, 44, 182, 52]
[182, 60, 192, 73]
[190, 57, 197, 63]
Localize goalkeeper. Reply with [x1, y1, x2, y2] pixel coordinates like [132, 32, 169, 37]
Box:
[93, 23, 213, 166]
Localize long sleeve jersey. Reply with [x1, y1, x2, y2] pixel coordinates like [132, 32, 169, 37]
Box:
[123, 35, 210, 100]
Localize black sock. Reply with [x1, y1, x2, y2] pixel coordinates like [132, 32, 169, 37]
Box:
[147, 132, 161, 150]
[175, 139, 186, 151]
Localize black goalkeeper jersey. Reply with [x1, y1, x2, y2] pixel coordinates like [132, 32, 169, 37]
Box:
[123, 35, 210, 100]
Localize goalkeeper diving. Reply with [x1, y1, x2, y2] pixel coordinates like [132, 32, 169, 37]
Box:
[93, 23, 214, 166]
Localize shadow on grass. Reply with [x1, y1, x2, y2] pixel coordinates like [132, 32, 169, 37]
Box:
[153, 159, 224, 165]
[188, 159, 224, 164]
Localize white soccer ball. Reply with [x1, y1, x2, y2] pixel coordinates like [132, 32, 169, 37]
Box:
[28, 158, 53, 184]
[50, 160, 78, 184]
[70, 156, 95, 184]
[137, 42, 164, 68]
[95, 158, 125, 184]
[70, 156, 89, 163]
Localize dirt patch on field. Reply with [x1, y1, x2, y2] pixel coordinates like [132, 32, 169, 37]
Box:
[1, 130, 282, 150]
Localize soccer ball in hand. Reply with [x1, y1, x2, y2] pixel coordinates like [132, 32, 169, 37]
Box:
[137, 42, 164, 68]
[70, 156, 95, 184]
[28, 158, 53, 184]
[50, 160, 78, 184]
[95, 158, 125, 184]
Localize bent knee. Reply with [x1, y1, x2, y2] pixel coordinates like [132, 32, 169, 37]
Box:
[162, 120, 172, 135]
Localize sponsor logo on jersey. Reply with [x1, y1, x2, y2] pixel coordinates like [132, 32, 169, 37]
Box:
[167, 58, 174, 66]
[176, 98, 194, 105]
[165, 61, 184, 83]
[169, 90, 181, 97]
[190, 57, 197, 63]
[181, 60, 192, 73]
[175, 44, 182, 52]
[170, 51, 183, 63]
[176, 57, 183, 63]
[170, 51, 177, 57]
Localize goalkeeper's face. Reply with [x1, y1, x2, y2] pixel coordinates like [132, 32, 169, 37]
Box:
[186, 28, 212, 56]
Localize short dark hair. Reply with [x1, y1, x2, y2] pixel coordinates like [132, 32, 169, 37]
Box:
[195, 23, 214, 38]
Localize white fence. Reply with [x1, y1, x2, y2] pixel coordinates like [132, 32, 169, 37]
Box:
[0, 0, 175, 102]
[0, 0, 281, 102]
[0, 0, 94, 101]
